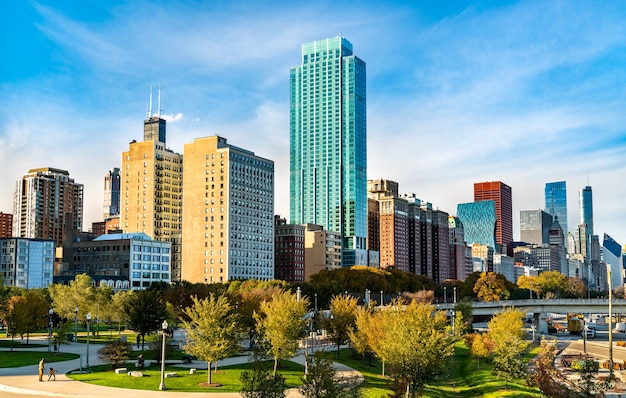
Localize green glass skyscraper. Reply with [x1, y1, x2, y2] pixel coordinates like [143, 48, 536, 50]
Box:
[290, 36, 367, 266]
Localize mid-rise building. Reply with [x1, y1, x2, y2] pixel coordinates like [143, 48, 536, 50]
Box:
[13, 167, 84, 247]
[103, 168, 121, 218]
[274, 216, 305, 282]
[544, 181, 568, 235]
[0, 238, 54, 288]
[121, 116, 183, 280]
[471, 243, 494, 273]
[449, 216, 472, 281]
[474, 181, 513, 256]
[290, 36, 368, 267]
[0, 212, 12, 238]
[520, 209, 553, 246]
[91, 216, 122, 237]
[182, 136, 274, 283]
[59, 232, 170, 290]
[367, 180, 409, 272]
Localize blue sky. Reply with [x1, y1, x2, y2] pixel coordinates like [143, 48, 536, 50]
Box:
[2, 0, 625, 247]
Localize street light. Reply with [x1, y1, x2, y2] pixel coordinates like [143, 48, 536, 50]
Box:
[380, 290, 383, 306]
[85, 313, 92, 370]
[453, 286, 457, 304]
[74, 307, 78, 343]
[48, 309, 53, 353]
[365, 289, 370, 307]
[159, 320, 168, 391]
[607, 264, 614, 378]
[444, 286, 447, 304]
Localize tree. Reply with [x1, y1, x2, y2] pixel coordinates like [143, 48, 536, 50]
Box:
[473, 272, 510, 302]
[51, 320, 73, 353]
[240, 348, 286, 398]
[529, 337, 574, 398]
[181, 294, 243, 385]
[254, 290, 309, 376]
[49, 274, 97, 320]
[348, 307, 374, 365]
[324, 295, 359, 359]
[565, 277, 587, 298]
[535, 271, 568, 298]
[376, 301, 455, 397]
[571, 359, 600, 397]
[516, 275, 538, 298]
[122, 289, 168, 349]
[454, 300, 474, 335]
[6, 290, 49, 345]
[488, 308, 527, 388]
[470, 333, 492, 369]
[300, 352, 353, 398]
[97, 341, 133, 368]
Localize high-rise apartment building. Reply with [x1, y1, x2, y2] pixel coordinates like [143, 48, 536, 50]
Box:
[290, 36, 367, 267]
[544, 181, 568, 235]
[449, 216, 472, 281]
[182, 136, 274, 284]
[104, 168, 121, 218]
[520, 209, 553, 245]
[474, 181, 513, 256]
[13, 167, 83, 247]
[121, 115, 183, 280]
[603, 233, 622, 288]
[274, 216, 305, 283]
[0, 212, 12, 238]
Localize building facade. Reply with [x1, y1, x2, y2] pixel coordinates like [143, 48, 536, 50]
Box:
[474, 181, 513, 256]
[60, 232, 171, 290]
[182, 136, 274, 284]
[290, 36, 367, 267]
[13, 167, 84, 247]
[456, 200, 497, 249]
[520, 209, 553, 245]
[121, 116, 183, 281]
[274, 216, 305, 283]
[544, 181, 568, 235]
[0, 238, 54, 288]
[0, 212, 12, 238]
[103, 167, 121, 218]
[449, 216, 472, 281]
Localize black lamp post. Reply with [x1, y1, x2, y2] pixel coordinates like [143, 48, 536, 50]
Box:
[74, 307, 78, 342]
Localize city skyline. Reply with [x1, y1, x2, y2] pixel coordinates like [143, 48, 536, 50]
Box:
[2, 1, 625, 246]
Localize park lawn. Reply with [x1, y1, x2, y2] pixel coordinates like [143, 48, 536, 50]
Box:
[0, 340, 47, 349]
[68, 360, 305, 392]
[333, 343, 542, 398]
[0, 351, 79, 368]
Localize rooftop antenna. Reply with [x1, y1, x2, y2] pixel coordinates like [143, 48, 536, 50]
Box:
[148, 85, 153, 118]
[157, 84, 162, 118]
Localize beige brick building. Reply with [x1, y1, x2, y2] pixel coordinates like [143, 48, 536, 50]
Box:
[182, 136, 274, 284]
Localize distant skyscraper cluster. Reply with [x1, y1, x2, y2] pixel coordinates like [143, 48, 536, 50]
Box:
[1, 36, 624, 292]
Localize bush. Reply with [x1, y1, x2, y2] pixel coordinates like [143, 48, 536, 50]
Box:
[97, 341, 132, 368]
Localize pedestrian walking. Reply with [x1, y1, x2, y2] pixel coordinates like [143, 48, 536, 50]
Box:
[137, 354, 145, 371]
[38, 358, 45, 382]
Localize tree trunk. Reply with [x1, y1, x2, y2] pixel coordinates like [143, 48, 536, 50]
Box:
[208, 361, 212, 384]
[273, 357, 278, 376]
[382, 360, 385, 377]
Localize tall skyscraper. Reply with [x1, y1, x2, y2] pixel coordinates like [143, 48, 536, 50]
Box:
[474, 181, 513, 256]
[520, 209, 553, 245]
[103, 167, 121, 218]
[290, 36, 367, 267]
[544, 181, 567, 235]
[182, 136, 274, 284]
[121, 112, 183, 280]
[603, 233, 622, 288]
[579, 185, 593, 236]
[13, 167, 84, 247]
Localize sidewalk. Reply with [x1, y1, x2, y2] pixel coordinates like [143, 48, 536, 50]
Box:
[0, 337, 361, 397]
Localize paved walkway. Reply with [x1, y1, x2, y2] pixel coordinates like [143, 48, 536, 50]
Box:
[0, 337, 362, 397]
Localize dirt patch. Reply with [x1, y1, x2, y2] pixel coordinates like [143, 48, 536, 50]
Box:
[198, 382, 223, 388]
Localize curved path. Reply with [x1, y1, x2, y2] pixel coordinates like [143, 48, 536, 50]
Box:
[0, 337, 362, 398]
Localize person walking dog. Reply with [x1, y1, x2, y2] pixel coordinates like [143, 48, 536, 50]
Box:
[38, 358, 45, 382]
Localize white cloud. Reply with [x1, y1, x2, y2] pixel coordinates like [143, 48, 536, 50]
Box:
[161, 113, 184, 122]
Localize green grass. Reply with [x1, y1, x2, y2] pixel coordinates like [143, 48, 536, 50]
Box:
[0, 340, 47, 348]
[68, 360, 305, 392]
[332, 344, 542, 398]
[0, 351, 80, 368]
